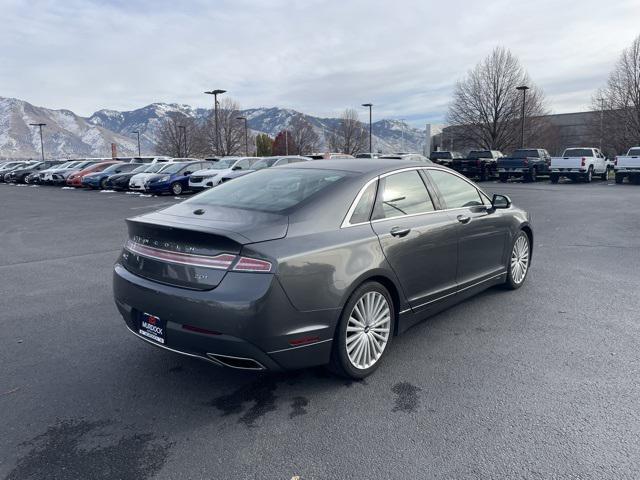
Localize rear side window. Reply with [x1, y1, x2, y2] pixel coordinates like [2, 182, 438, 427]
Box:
[372, 170, 434, 220]
[628, 148, 640, 156]
[349, 182, 377, 224]
[186, 168, 348, 213]
[428, 170, 483, 209]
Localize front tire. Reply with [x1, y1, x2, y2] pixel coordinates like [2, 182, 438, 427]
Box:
[504, 231, 530, 290]
[499, 173, 508, 183]
[171, 182, 183, 195]
[328, 282, 394, 379]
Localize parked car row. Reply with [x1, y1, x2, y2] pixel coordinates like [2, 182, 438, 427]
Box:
[1, 152, 435, 194]
[428, 147, 632, 184]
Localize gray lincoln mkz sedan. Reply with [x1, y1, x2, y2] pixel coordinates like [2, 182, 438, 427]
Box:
[113, 159, 532, 378]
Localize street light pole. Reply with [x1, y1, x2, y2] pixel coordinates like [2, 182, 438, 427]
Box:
[400, 118, 406, 152]
[132, 130, 141, 156]
[178, 125, 186, 157]
[237, 116, 248, 156]
[29, 123, 46, 161]
[204, 89, 226, 156]
[516, 86, 529, 149]
[362, 103, 373, 153]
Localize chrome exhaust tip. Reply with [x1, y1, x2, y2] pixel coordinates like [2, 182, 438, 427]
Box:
[206, 353, 266, 371]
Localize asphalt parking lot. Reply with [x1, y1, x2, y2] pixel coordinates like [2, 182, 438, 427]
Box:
[1, 180, 639, 480]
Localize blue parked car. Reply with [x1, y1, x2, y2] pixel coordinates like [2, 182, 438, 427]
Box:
[143, 160, 212, 195]
[81, 162, 144, 189]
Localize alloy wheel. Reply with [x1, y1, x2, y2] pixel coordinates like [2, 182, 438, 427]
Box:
[345, 291, 391, 369]
[510, 235, 530, 285]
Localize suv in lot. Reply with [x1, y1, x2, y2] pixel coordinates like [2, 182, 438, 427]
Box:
[7, 160, 65, 183]
[451, 150, 504, 181]
[497, 149, 551, 183]
[550, 147, 608, 183]
[614, 147, 640, 184]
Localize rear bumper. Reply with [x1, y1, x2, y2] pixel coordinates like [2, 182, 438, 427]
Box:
[113, 263, 337, 371]
[615, 167, 640, 173]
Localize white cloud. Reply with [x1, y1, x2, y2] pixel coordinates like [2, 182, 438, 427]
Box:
[0, 0, 639, 125]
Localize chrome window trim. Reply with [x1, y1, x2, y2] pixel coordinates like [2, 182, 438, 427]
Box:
[341, 166, 491, 228]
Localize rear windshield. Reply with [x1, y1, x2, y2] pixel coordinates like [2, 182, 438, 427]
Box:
[627, 148, 640, 156]
[563, 149, 593, 157]
[468, 151, 492, 158]
[430, 152, 452, 160]
[187, 168, 348, 213]
[512, 150, 540, 158]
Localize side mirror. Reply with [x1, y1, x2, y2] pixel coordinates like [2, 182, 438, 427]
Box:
[232, 166, 242, 170]
[184, 171, 192, 176]
[491, 194, 512, 209]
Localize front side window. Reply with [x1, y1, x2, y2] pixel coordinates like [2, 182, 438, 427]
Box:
[372, 170, 434, 220]
[428, 170, 483, 209]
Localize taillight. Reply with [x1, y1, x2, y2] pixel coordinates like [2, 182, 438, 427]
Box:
[125, 240, 236, 269]
[614, 156, 618, 166]
[581, 157, 586, 167]
[233, 257, 272, 272]
[124, 240, 273, 273]
[523, 158, 529, 166]
[476, 159, 481, 167]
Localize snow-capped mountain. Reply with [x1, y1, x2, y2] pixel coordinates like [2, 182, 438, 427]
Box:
[0, 97, 434, 159]
[0, 97, 137, 159]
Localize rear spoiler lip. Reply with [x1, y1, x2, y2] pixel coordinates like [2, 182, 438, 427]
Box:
[126, 213, 254, 244]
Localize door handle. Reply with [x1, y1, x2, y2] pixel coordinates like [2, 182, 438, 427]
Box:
[457, 215, 471, 224]
[390, 226, 411, 237]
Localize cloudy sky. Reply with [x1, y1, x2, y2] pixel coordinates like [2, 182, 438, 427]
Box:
[1, 0, 639, 125]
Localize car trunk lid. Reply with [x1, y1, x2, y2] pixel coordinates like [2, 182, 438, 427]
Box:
[121, 205, 287, 290]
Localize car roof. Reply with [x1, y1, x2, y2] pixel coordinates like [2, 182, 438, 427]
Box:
[277, 158, 428, 175]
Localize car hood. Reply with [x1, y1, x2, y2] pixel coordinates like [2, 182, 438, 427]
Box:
[130, 173, 159, 182]
[192, 168, 230, 177]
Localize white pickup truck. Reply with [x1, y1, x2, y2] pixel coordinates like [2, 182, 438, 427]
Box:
[614, 147, 640, 184]
[550, 147, 609, 183]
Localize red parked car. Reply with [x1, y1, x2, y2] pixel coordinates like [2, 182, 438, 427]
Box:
[66, 161, 121, 187]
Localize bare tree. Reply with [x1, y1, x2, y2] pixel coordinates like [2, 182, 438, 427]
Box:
[289, 117, 319, 154]
[155, 113, 206, 157]
[589, 35, 640, 155]
[328, 108, 368, 155]
[447, 47, 548, 152]
[206, 98, 246, 156]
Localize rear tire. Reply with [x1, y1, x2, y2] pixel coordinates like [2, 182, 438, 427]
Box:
[524, 167, 537, 183]
[479, 167, 488, 182]
[328, 281, 394, 379]
[499, 173, 508, 183]
[615, 173, 624, 184]
[100, 178, 108, 189]
[550, 173, 559, 184]
[584, 167, 593, 183]
[503, 231, 530, 290]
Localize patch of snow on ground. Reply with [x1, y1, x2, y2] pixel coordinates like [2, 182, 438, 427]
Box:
[100, 190, 116, 193]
